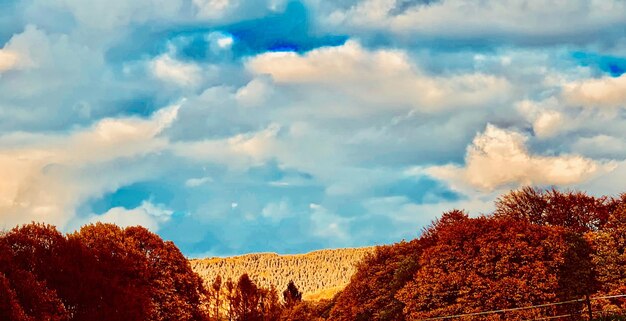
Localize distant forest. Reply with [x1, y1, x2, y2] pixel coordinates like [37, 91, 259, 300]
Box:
[191, 247, 373, 301]
[2, 187, 626, 321]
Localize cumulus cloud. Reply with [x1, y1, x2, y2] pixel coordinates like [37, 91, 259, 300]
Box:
[562, 73, 626, 109]
[193, 0, 232, 19]
[173, 123, 281, 169]
[0, 25, 46, 72]
[151, 54, 204, 87]
[235, 77, 274, 107]
[424, 124, 614, 191]
[0, 104, 179, 230]
[246, 40, 510, 112]
[85, 200, 174, 232]
[516, 99, 567, 138]
[0, 50, 20, 72]
[2, 0, 626, 255]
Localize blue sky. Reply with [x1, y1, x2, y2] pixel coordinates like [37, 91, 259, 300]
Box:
[1, 0, 626, 256]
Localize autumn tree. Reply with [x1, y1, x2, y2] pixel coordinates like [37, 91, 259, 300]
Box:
[0, 224, 72, 321]
[283, 280, 303, 309]
[234, 273, 262, 321]
[279, 300, 331, 321]
[226, 278, 238, 321]
[586, 202, 626, 313]
[329, 239, 423, 321]
[260, 285, 282, 321]
[396, 215, 594, 320]
[0, 222, 208, 321]
[70, 223, 153, 320]
[0, 239, 69, 321]
[494, 187, 620, 233]
[210, 275, 223, 320]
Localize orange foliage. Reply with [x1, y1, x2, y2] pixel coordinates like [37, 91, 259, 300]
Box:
[329, 239, 422, 321]
[396, 214, 593, 320]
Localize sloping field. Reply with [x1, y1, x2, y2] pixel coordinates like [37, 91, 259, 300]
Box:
[190, 247, 374, 300]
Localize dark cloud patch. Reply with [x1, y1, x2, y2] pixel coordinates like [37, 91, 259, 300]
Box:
[388, 0, 441, 15]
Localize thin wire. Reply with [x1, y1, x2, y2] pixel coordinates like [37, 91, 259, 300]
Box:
[415, 294, 626, 321]
[521, 313, 575, 321]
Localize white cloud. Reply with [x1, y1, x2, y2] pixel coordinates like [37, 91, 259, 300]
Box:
[309, 204, 349, 242]
[261, 199, 292, 220]
[0, 104, 179, 230]
[0, 50, 20, 72]
[173, 124, 281, 169]
[424, 124, 614, 191]
[0, 25, 48, 72]
[246, 40, 510, 113]
[34, 0, 184, 30]
[151, 54, 203, 87]
[85, 200, 174, 232]
[193, 0, 233, 19]
[235, 77, 273, 107]
[185, 176, 214, 187]
[562, 73, 626, 109]
[323, 0, 626, 44]
[516, 99, 566, 138]
[571, 135, 626, 159]
[533, 110, 564, 138]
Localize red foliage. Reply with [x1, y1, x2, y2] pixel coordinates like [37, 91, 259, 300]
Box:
[0, 222, 208, 321]
[396, 216, 594, 320]
[494, 187, 620, 233]
[329, 239, 423, 321]
[586, 203, 626, 312]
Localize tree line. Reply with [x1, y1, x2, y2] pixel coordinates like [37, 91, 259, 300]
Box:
[328, 187, 626, 320]
[2, 187, 626, 320]
[0, 221, 329, 321]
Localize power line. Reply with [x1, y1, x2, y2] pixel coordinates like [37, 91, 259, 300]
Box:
[415, 294, 626, 321]
[522, 313, 575, 321]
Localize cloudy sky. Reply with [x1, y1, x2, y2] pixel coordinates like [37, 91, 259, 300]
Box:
[1, 0, 625, 256]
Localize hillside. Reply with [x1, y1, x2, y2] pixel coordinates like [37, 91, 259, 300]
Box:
[190, 247, 374, 300]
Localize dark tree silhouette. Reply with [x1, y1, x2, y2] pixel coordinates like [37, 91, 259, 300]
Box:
[283, 280, 303, 309]
[234, 273, 261, 321]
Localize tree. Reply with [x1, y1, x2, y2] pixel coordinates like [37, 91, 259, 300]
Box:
[260, 285, 282, 321]
[0, 273, 31, 321]
[211, 275, 223, 320]
[124, 226, 207, 321]
[586, 202, 626, 313]
[70, 223, 153, 321]
[494, 187, 620, 234]
[396, 216, 594, 321]
[226, 278, 238, 321]
[283, 281, 303, 309]
[234, 274, 261, 321]
[0, 224, 71, 321]
[329, 239, 422, 321]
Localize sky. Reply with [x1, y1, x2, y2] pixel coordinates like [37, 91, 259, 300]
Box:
[0, 0, 626, 257]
